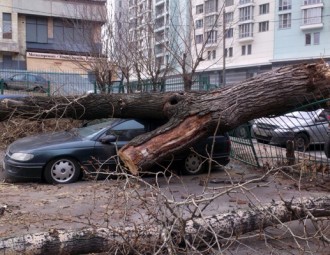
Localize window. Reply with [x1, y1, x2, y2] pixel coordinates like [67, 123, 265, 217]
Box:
[259, 3, 269, 14]
[306, 32, 320, 45]
[205, 30, 217, 44]
[26, 16, 48, 43]
[279, 0, 291, 11]
[195, 34, 203, 44]
[259, 21, 269, 32]
[195, 19, 203, 29]
[196, 4, 203, 14]
[304, 0, 321, 5]
[239, 6, 253, 21]
[305, 33, 311, 45]
[205, 15, 219, 28]
[302, 8, 322, 25]
[225, 28, 233, 38]
[2, 13, 12, 39]
[314, 32, 320, 45]
[207, 50, 216, 60]
[239, 23, 253, 38]
[239, 0, 252, 4]
[279, 13, 291, 29]
[225, 0, 234, 6]
[54, 19, 90, 45]
[242, 44, 252, 55]
[225, 12, 234, 24]
[109, 120, 145, 141]
[225, 47, 233, 57]
[205, 0, 218, 14]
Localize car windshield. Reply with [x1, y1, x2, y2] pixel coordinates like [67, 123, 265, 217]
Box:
[73, 119, 119, 138]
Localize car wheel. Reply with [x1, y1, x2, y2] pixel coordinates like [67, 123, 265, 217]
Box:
[234, 125, 249, 139]
[182, 153, 205, 175]
[44, 157, 81, 184]
[294, 133, 309, 152]
[324, 136, 330, 158]
[33, 86, 45, 92]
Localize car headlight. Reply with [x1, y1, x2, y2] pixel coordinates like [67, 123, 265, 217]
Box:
[10, 153, 34, 161]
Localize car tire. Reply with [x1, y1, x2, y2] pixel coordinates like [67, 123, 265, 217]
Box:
[234, 125, 249, 139]
[182, 153, 205, 175]
[44, 157, 81, 184]
[294, 133, 309, 152]
[33, 86, 45, 93]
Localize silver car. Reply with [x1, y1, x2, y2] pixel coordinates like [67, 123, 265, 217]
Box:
[251, 109, 329, 151]
[3, 73, 48, 92]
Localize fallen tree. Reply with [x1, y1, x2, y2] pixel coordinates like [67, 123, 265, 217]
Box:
[1, 195, 329, 254]
[1, 63, 330, 173]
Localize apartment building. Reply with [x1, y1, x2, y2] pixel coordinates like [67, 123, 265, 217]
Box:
[273, 0, 330, 66]
[127, 0, 190, 70]
[0, 0, 106, 71]
[111, 0, 330, 86]
[192, 0, 330, 86]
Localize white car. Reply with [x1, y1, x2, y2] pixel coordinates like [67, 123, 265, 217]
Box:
[252, 109, 329, 151]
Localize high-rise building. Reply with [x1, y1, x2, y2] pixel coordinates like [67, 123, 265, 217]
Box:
[0, 0, 107, 71]
[112, 0, 330, 86]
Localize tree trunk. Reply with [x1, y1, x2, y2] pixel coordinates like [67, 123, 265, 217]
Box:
[119, 63, 330, 174]
[1, 196, 329, 254]
[1, 63, 330, 174]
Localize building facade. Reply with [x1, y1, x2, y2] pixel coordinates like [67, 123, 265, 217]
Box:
[192, 0, 330, 86]
[0, 0, 106, 72]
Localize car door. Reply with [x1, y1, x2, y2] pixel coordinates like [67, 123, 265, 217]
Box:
[26, 74, 38, 90]
[92, 119, 147, 169]
[9, 74, 27, 90]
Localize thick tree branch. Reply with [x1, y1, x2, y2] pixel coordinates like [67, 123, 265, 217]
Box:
[1, 196, 329, 254]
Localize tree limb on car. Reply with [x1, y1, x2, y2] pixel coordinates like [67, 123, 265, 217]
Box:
[1, 63, 330, 174]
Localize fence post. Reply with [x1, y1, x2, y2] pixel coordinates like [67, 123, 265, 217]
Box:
[47, 80, 50, 96]
[0, 79, 3, 95]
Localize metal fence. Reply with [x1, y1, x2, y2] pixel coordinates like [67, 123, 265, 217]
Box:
[0, 69, 94, 96]
[0, 70, 220, 96]
[230, 99, 330, 171]
[1, 69, 329, 171]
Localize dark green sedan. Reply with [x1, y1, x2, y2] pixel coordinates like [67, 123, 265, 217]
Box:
[3, 119, 231, 184]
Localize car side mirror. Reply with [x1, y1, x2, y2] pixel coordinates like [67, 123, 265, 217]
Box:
[100, 134, 117, 144]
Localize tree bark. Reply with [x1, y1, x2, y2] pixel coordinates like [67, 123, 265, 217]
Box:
[1, 63, 330, 173]
[1, 196, 329, 254]
[119, 63, 330, 173]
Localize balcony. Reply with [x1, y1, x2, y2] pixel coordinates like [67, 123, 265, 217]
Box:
[300, 17, 323, 30]
[13, 0, 106, 22]
[238, 32, 254, 43]
[0, 41, 19, 53]
[238, 0, 254, 7]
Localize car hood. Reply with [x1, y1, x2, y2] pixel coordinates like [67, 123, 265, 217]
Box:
[254, 116, 313, 129]
[8, 131, 84, 152]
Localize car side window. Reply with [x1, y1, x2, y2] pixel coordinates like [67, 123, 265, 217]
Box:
[108, 120, 146, 141]
[27, 75, 37, 82]
[12, 74, 26, 81]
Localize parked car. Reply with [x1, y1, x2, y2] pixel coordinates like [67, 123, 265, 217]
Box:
[3, 118, 231, 184]
[251, 109, 329, 151]
[2, 73, 48, 93]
